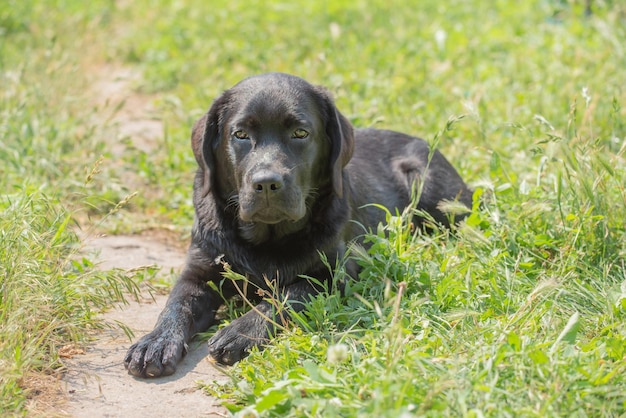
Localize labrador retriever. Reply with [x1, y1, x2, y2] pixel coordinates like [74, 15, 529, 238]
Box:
[124, 73, 472, 377]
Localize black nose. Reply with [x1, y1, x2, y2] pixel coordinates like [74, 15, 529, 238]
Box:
[251, 170, 284, 193]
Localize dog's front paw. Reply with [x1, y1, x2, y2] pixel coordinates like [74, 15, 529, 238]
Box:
[124, 328, 187, 378]
[207, 309, 272, 365]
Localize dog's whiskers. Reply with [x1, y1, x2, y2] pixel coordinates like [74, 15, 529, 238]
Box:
[304, 187, 320, 215]
[305, 187, 319, 200]
[225, 194, 240, 211]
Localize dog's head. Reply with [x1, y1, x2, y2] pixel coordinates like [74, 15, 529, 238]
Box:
[192, 73, 354, 227]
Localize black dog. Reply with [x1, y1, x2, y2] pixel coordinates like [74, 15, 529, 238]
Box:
[124, 73, 472, 377]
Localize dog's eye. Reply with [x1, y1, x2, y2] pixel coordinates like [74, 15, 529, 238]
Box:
[292, 129, 309, 139]
[233, 130, 250, 140]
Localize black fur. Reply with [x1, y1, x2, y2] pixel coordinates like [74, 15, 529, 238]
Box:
[124, 73, 472, 377]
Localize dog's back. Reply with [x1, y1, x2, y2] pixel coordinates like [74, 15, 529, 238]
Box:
[346, 128, 472, 235]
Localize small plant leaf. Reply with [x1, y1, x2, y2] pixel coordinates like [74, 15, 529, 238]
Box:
[551, 312, 581, 354]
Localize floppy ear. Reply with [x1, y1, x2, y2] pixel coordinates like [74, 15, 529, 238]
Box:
[316, 87, 354, 198]
[191, 93, 229, 197]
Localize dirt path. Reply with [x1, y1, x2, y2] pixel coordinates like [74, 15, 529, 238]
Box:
[59, 66, 229, 417]
[62, 236, 228, 417]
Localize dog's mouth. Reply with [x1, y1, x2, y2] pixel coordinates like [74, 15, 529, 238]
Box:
[237, 176, 309, 225]
[239, 204, 305, 224]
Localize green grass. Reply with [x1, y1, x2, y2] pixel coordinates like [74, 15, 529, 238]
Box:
[0, 2, 145, 413]
[2, 0, 626, 415]
[0, 188, 141, 412]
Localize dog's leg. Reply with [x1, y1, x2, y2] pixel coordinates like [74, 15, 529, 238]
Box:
[207, 275, 330, 365]
[124, 262, 226, 378]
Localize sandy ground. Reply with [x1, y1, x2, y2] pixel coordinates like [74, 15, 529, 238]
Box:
[56, 66, 229, 417]
[61, 235, 228, 418]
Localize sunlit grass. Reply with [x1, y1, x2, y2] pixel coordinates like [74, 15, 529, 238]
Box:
[1, 2, 146, 413]
[0, 188, 143, 412]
